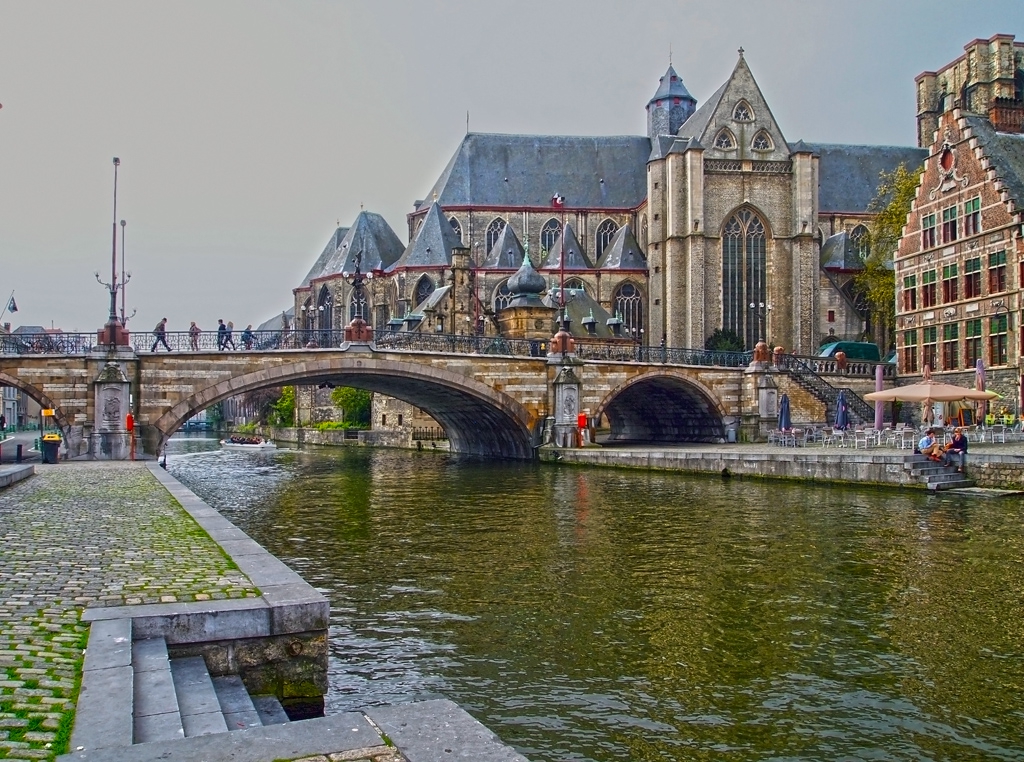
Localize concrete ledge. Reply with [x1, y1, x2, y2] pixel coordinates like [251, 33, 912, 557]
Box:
[366, 699, 531, 762]
[0, 463, 34, 489]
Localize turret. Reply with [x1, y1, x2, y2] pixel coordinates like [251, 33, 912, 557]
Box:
[646, 64, 696, 139]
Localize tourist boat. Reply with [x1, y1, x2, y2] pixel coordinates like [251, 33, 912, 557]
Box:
[220, 437, 277, 451]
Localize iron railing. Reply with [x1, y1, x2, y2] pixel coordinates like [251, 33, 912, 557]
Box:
[777, 354, 875, 424]
[1, 333, 96, 355]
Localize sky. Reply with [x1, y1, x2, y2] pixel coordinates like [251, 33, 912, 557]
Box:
[1, 0, 1021, 333]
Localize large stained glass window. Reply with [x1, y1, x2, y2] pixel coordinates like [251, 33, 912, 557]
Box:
[722, 209, 767, 348]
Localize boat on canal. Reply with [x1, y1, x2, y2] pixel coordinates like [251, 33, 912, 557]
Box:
[220, 436, 277, 451]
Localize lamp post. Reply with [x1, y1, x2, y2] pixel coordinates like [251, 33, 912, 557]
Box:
[96, 157, 127, 346]
[749, 301, 772, 343]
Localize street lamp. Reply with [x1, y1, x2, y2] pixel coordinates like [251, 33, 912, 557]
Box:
[96, 157, 128, 346]
[749, 301, 772, 342]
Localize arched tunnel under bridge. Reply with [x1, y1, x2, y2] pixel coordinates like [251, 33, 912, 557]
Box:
[154, 359, 538, 460]
[598, 373, 727, 444]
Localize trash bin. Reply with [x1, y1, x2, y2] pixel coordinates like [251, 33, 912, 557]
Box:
[41, 436, 60, 464]
[727, 428, 737, 444]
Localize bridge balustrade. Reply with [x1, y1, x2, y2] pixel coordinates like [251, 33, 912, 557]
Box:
[1, 333, 95, 355]
[776, 354, 896, 379]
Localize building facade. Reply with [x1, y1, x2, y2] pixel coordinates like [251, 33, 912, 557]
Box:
[896, 34, 1024, 410]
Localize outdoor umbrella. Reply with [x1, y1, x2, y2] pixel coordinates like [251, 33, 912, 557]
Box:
[834, 389, 850, 430]
[778, 393, 791, 431]
[864, 381, 999, 404]
[976, 359, 988, 422]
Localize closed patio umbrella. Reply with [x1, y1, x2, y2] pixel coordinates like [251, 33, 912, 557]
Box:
[834, 389, 850, 430]
[778, 393, 791, 431]
[976, 359, 988, 422]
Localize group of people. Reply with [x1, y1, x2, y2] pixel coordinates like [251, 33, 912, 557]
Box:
[917, 427, 969, 472]
[150, 319, 256, 351]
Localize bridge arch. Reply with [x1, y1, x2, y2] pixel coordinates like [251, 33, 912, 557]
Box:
[596, 370, 727, 443]
[0, 371, 71, 436]
[152, 356, 536, 459]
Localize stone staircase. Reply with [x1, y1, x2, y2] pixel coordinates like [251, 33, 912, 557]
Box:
[905, 454, 976, 490]
[72, 620, 291, 754]
[780, 356, 874, 426]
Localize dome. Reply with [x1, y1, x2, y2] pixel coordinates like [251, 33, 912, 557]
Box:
[507, 251, 545, 296]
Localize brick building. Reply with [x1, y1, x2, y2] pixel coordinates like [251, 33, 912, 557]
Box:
[895, 34, 1024, 410]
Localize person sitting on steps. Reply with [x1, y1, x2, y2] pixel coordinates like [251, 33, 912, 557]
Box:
[942, 427, 969, 473]
[917, 428, 942, 460]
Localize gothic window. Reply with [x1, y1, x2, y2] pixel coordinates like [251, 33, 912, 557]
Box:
[317, 285, 333, 330]
[751, 131, 773, 151]
[851, 224, 870, 262]
[349, 289, 367, 323]
[640, 215, 648, 251]
[414, 275, 434, 308]
[563, 277, 586, 294]
[541, 218, 561, 254]
[595, 219, 619, 260]
[714, 128, 737, 150]
[733, 100, 754, 121]
[613, 282, 644, 340]
[449, 217, 462, 243]
[721, 209, 767, 349]
[493, 280, 514, 311]
[486, 218, 506, 253]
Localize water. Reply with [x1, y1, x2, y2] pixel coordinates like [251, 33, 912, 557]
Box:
[166, 434, 1024, 761]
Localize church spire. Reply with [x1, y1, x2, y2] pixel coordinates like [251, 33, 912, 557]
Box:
[646, 64, 697, 139]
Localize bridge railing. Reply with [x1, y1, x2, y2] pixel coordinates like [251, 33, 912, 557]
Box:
[776, 353, 896, 379]
[1, 333, 96, 355]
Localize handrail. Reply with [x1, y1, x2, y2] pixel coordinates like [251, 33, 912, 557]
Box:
[777, 354, 875, 423]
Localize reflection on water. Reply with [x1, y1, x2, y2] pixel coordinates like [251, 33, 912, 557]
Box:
[167, 434, 1024, 762]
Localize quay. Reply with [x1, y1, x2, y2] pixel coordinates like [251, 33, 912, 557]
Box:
[0, 462, 528, 762]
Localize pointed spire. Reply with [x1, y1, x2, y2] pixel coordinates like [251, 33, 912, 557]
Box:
[482, 223, 525, 269]
[542, 223, 592, 270]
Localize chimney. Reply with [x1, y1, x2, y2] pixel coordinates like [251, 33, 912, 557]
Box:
[989, 97, 1024, 133]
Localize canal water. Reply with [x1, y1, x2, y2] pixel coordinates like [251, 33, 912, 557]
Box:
[166, 435, 1024, 762]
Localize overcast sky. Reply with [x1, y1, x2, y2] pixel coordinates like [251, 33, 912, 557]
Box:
[1, 0, 1021, 333]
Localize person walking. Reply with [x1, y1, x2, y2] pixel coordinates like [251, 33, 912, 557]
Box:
[224, 321, 237, 350]
[216, 319, 227, 351]
[241, 324, 254, 350]
[150, 318, 171, 352]
[188, 321, 201, 351]
[0, 413, 6, 433]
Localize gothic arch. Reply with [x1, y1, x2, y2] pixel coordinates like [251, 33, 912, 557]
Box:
[540, 218, 561, 255]
[486, 218, 506, 253]
[733, 99, 754, 122]
[721, 207, 769, 349]
[751, 130, 773, 152]
[595, 218, 619, 260]
[714, 128, 737, 150]
[317, 285, 333, 331]
[493, 279, 514, 311]
[851, 224, 870, 261]
[414, 275, 434, 308]
[613, 280, 645, 340]
[449, 216, 462, 243]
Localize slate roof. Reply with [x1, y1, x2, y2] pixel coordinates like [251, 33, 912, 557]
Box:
[597, 224, 647, 269]
[542, 288, 619, 339]
[256, 308, 293, 332]
[804, 143, 927, 214]
[648, 64, 695, 106]
[541, 223, 593, 269]
[675, 81, 729, 144]
[820, 231, 862, 270]
[418, 133, 651, 210]
[298, 227, 348, 288]
[964, 115, 1024, 209]
[391, 202, 465, 271]
[482, 223, 525, 269]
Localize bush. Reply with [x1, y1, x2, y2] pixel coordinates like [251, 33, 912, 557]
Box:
[705, 328, 745, 352]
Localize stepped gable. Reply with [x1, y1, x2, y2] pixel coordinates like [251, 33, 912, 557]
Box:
[541, 223, 592, 270]
[804, 143, 928, 213]
[963, 114, 1024, 209]
[482, 223, 525, 269]
[391, 202, 465, 271]
[416, 133, 651, 210]
[677, 51, 790, 162]
[298, 227, 348, 288]
[597, 224, 646, 269]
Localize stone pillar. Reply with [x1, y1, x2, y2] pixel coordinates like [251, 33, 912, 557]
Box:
[92, 361, 131, 459]
[550, 364, 583, 448]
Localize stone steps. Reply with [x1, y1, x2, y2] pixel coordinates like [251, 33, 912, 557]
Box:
[905, 455, 976, 491]
[72, 625, 292, 754]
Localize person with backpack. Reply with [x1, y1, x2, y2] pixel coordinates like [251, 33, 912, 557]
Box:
[150, 318, 171, 352]
[241, 324, 254, 350]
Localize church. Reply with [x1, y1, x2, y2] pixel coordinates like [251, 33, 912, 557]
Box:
[293, 50, 925, 356]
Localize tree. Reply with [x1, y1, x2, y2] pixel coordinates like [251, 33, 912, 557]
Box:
[705, 328, 745, 352]
[330, 386, 372, 427]
[856, 163, 923, 348]
[266, 386, 295, 427]
[243, 386, 283, 424]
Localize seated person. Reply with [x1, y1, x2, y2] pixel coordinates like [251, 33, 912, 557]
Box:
[942, 427, 969, 472]
[917, 429, 942, 459]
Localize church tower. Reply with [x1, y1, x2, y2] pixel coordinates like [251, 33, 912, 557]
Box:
[647, 64, 697, 139]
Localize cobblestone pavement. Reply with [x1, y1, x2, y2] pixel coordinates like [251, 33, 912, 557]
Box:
[0, 462, 260, 761]
[292, 749, 405, 761]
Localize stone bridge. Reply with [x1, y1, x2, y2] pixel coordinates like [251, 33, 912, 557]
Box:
[0, 340, 766, 459]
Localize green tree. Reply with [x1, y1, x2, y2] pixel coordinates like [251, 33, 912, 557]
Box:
[705, 328, 745, 352]
[266, 386, 295, 427]
[206, 401, 224, 429]
[856, 162, 923, 348]
[330, 386, 372, 427]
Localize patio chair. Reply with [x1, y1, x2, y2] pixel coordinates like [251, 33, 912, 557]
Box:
[989, 424, 1007, 444]
[853, 429, 871, 449]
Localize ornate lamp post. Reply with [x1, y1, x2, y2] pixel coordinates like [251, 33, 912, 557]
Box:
[96, 157, 129, 347]
[749, 301, 772, 343]
[341, 254, 373, 343]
